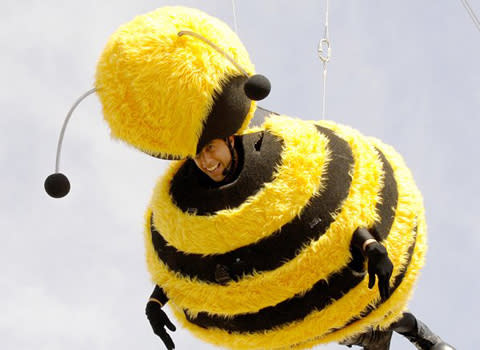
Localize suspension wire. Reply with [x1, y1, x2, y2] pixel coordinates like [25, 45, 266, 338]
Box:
[460, 0, 480, 33]
[55, 88, 97, 173]
[231, 0, 239, 33]
[318, 0, 331, 120]
[322, 62, 328, 120]
[323, 0, 330, 41]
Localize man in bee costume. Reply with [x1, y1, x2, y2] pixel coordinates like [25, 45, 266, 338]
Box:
[47, 6, 455, 350]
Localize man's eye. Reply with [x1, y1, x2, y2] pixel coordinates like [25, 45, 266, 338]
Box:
[206, 144, 214, 151]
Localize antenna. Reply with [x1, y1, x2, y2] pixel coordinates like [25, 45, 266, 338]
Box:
[44, 88, 97, 198]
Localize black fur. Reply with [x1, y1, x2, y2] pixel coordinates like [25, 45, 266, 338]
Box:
[196, 75, 252, 154]
[372, 148, 398, 241]
[170, 131, 283, 215]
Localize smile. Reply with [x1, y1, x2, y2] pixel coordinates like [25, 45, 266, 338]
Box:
[206, 163, 220, 172]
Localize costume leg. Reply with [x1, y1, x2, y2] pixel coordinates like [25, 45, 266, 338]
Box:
[340, 328, 393, 350]
[390, 312, 455, 350]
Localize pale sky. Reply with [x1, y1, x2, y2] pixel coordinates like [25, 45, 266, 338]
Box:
[1, 1, 479, 349]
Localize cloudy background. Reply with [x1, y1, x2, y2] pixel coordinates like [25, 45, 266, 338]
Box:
[1, 1, 479, 349]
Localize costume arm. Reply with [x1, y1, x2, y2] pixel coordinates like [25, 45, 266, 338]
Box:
[351, 227, 393, 301]
[149, 285, 169, 306]
[146, 285, 176, 350]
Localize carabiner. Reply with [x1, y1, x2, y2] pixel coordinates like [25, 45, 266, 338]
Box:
[317, 38, 331, 64]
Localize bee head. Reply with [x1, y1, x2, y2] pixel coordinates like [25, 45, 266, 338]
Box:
[95, 6, 270, 160]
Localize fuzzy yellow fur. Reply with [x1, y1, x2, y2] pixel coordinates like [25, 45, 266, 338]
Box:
[145, 116, 387, 316]
[145, 119, 426, 349]
[95, 7, 256, 158]
[143, 117, 425, 348]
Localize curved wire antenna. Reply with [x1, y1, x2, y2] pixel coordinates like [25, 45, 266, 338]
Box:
[460, 0, 480, 32]
[55, 88, 97, 173]
[178, 30, 249, 77]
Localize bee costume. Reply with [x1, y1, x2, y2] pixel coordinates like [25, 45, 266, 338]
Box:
[45, 6, 454, 350]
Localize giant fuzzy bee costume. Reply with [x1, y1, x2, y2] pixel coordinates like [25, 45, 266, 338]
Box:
[45, 5, 451, 350]
[143, 116, 426, 349]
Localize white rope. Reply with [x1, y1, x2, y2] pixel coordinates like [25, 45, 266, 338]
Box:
[318, 0, 331, 120]
[55, 88, 97, 172]
[460, 0, 480, 33]
[231, 0, 239, 33]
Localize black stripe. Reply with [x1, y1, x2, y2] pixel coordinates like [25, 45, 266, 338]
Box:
[170, 130, 283, 216]
[151, 125, 354, 283]
[186, 226, 417, 334]
[348, 147, 399, 272]
[186, 266, 365, 332]
[372, 148, 398, 241]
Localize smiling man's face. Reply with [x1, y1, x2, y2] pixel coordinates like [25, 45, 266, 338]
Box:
[193, 136, 234, 182]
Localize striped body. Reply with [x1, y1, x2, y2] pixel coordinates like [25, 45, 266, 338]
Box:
[144, 115, 426, 349]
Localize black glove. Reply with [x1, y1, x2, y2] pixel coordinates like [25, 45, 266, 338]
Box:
[146, 300, 176, 350]
[365, 242, 393, 301]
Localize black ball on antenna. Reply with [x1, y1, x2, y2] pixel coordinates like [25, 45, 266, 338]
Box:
[44, 173, 70, 198]
[244, 74, 271, 101]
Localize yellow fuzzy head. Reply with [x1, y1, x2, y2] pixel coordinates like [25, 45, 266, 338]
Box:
[95, 6, 256, 159]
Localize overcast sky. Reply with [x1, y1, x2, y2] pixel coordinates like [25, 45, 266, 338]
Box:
[1, 1, 479, 349]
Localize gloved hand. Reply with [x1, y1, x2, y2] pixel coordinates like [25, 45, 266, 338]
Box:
[146, 300, 176, 350]
[365, 242, 393, 301]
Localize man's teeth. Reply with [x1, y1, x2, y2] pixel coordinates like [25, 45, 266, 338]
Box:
[207, 164, 219, 172]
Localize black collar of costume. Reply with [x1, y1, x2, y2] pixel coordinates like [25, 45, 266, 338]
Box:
[169, 131, 283, 215]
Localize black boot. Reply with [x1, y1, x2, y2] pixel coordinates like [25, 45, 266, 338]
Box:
[392, 312, 455, 350]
